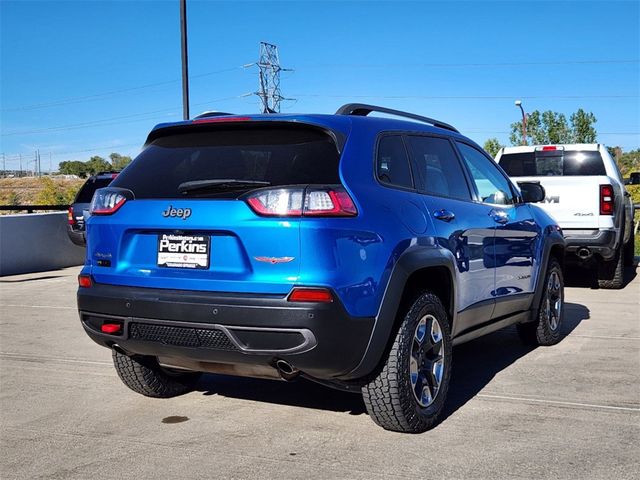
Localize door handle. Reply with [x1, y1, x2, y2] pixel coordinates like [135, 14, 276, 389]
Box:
[433, 209, 455, 222]
[490, 209, 509, 224]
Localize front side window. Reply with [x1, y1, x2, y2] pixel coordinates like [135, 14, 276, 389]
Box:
[406, 135, 471, 200]
[376, 135, 413, 189]
[456, 142, 515, 205]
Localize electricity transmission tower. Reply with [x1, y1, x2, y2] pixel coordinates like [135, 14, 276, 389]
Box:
[255, 42, 292, 113]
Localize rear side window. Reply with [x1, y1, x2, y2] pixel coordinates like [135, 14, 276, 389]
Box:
[75, 177, 113, 203]
[376, 136, 413, 189]
[456, 142, 515, 205]
[111, 126, 340, 199]
[406, 135, 471, 200]
[499, 151, 606, 176]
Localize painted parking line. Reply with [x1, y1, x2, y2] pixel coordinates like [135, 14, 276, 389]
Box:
[477, 393, 640, 413]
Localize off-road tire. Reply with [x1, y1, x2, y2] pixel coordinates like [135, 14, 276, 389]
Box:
[362, 292, 452, 433]
[624, 226, 635, 267]
[112, 350, 200, 398]
[597, 245, 624, 289]
[517, 257, 564, 346]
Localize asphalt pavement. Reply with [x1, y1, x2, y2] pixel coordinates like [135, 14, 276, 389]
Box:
[1, 264, 638, 479]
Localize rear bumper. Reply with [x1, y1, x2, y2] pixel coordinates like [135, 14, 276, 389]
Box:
[564, 229, 617, 260]
[77, 283, 374, 381]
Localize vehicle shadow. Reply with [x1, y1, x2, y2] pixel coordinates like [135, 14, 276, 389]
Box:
[440, 301, 590, 422]
[196, 302, 590, 420]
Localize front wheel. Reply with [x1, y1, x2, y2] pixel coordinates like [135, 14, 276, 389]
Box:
[517, 257, 564, 346]
[362, 292, 452, 433]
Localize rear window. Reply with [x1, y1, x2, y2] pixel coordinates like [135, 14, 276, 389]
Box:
[111, 125, 341, 198]
[499, 150, 606, 176]
[75, 177, 113, 203]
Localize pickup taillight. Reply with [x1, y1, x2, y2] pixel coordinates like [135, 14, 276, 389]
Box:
[600, 184, 614, 215]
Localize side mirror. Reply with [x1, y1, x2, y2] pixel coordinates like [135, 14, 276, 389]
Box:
[518, 181, 546, 203]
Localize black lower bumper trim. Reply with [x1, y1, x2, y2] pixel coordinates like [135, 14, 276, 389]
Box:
[78, 283, 374, 381]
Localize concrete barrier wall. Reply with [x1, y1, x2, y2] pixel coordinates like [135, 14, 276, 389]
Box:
[0, 212, 86, 276]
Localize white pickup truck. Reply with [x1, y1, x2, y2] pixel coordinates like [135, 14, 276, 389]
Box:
[496, 144, 635, 289]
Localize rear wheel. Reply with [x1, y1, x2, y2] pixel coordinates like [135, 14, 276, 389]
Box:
[362, 292, 452, 433]
[597, 245, 624, 289]
[112, 350, 200, 398]
[517, 257, 564, 346]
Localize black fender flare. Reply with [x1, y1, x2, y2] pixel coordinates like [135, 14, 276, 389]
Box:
[341, 246, 457, 380]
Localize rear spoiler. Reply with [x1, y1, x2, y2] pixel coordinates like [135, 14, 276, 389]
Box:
[143, 120, 347, 154]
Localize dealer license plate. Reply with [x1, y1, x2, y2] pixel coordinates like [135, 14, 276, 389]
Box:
[157, 233, 210, 269]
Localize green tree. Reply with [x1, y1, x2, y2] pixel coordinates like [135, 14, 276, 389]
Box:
[58, 160, 89, 177]
[570, 109, 597, 143]
[483, 138, 504, 158]
[509, 108, 597, 146]
[616, 149, 640, 176]
[109, 152, 132, 170]
[85, 156, 112, 175]
[510, 110, 570, 145]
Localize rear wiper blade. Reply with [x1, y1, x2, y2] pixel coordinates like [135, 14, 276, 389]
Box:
[178, 179, 270, 194]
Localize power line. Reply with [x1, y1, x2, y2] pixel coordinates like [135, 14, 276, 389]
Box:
[0, 66, 247, 113]
[0, 94, 249, 136]
[297, 59, 640, 69]
[293, 93, 639, 100]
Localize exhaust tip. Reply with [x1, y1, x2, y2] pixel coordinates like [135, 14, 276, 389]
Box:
[275, 359, 299, 380]
[577, 247, 592, 259]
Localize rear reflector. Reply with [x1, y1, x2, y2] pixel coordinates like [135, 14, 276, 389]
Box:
[78, 275, 92, 288]
[100, 323, 122, 334]
[288, 288, 333, 303]
[600, 184, 614, 215]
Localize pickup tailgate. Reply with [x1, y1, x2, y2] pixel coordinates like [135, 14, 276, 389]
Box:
[512, 175, 613, 229]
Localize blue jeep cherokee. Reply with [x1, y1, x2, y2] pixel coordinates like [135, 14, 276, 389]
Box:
[77, 104, 565, 433]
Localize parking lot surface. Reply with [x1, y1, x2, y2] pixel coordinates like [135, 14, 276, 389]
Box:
[1, 266, 638, 479]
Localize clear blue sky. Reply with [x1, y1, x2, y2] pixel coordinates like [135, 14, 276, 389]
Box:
[1, 0, 638, 171]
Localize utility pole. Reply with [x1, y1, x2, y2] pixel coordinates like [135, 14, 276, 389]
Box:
[49, 152, 52, 174]
[255, 42, 292, 113]
[19, 154, 22, 176]
[1, 153, 5, 177]
[180, 0, 190, 120]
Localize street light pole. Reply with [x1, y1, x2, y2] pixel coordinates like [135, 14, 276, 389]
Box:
[180, 0, 190, 120]
[515, 100, 527, 146]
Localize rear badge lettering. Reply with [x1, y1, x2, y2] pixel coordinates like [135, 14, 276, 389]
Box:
[574, 212, 594, 216]
[162, 205, 192, 220]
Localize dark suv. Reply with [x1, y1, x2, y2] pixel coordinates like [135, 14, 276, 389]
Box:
[67, 171, 118, 245]
[77, 105, 565, 433]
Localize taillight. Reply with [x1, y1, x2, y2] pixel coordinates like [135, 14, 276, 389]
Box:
[67, 206, 75, 225]
[288, 287, 333, 303]
[78, 274, 93, 288]
[600, 185, 614, 215]
[245, 186, 357, 217]
[90, 187, 133, 215]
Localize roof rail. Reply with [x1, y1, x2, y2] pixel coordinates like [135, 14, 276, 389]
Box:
[193, 111, 234, 120]
[335, 103, 459, 133]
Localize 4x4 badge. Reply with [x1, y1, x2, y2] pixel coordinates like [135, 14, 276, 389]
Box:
[162, 205, 192, 220]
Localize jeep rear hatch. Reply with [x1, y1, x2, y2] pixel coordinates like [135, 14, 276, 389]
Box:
[86, 122, 345, 294]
